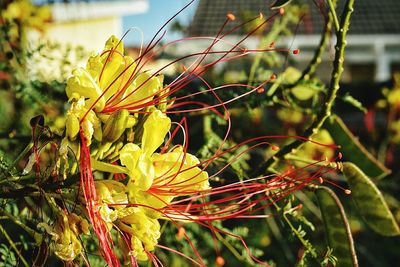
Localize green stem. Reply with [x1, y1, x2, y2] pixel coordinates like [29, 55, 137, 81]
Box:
[298, 0, 336, 82]
[282, 213, 317, 258]
[256, 0, 355, 174]
[327, 0, 340, 32]
[0, 173, 80, 199]
[248, 12, 292, 85]
[0, 209, 41, 244]
[0, 223, 30, 267]
[214, 231, 248, 262]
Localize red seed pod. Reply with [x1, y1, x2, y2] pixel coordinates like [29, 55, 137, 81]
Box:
[293, 49, 300, 55]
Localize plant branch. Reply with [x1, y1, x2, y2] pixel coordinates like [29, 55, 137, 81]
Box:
[327, 0, 340, 32]
[0, 173, 80, 199]
[0, 209, 41, 244]
[255, 0, 355, 175]
[297, 0, 336, 82]
[0, 223, 30, 267]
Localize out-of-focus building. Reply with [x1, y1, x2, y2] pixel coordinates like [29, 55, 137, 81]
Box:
[187, 0, 400, 82]
[32, 0, 149, 52]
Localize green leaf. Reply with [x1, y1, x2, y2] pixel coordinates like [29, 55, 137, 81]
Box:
[340, 93, 367, 113]
[271, 0, 293, 9]
[323, 115, 390, 179]
[315, 186, 359, 267]
[291, 84, 318, 101]
[342, 162, 400, 236]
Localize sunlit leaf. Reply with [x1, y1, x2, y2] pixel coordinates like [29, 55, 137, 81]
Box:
[291, 84, 317, 101]
[342, 162, 400, 236]
[323, 115, 390, 179]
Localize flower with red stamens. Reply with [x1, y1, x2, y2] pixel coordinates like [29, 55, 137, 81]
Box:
[56, 3, 344, 265]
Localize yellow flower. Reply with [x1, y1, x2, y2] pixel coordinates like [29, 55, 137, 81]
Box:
[118, 208, 161, 261]
[119, 110, 209, 213]
[65, 35, 163, 114]
[38, 213, 88, 262]
[95, 180, 129, 225]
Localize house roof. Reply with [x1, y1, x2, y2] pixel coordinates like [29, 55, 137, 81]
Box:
[188, 0, 400, 36]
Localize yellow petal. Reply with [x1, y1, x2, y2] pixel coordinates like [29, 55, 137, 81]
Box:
[120, 143, 142, 170]
[66, 67, 105, 112]
[117, 72, 162, 108]
[142, 110, 171, 157]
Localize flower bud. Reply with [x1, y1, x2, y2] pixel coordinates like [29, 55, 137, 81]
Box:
[65, 115, 80, 140]
[103, 109, 129, 142]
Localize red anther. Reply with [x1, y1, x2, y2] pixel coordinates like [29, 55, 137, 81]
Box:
[226, 13, 236, 21]
[270, 73, 277, 80]
[257, 88, 265, 94]
[297, 204, 303, 209]
[176, 227, 185, 240]
[271, 145, 280, 151]
[338, 152, 343, 159]
[318, 177, 324, 184]
[292, 49, 300, 55]
[279, 8, 285, 15]
[344, 189, 352, 195]
[216, 256, 225, 266]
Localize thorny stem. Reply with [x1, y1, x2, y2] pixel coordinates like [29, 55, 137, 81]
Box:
[0, 223, 30, 267]
[256, 0, 355, 174]
[297, 0, 336, 82]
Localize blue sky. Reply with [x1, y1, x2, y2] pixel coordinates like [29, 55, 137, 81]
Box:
[122, 0, 198, 46]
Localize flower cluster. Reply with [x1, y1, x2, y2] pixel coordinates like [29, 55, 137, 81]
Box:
[59, 35, 212, 265]
[52, 10, 336, 266]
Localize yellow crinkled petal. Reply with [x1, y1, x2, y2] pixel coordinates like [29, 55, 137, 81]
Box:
[95, 180, 127, 204]
[66, 67, 105, 112]
[152, 148, 210, 193]
[54, 233, 82, 262]
[120, 143, 142, 171]
[117, 72, 162, 108]
[52, 214, 83, 262]
[142, 110, 171, 157]
[86, 53, 103, 80]
[119, 209, 161, 261]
